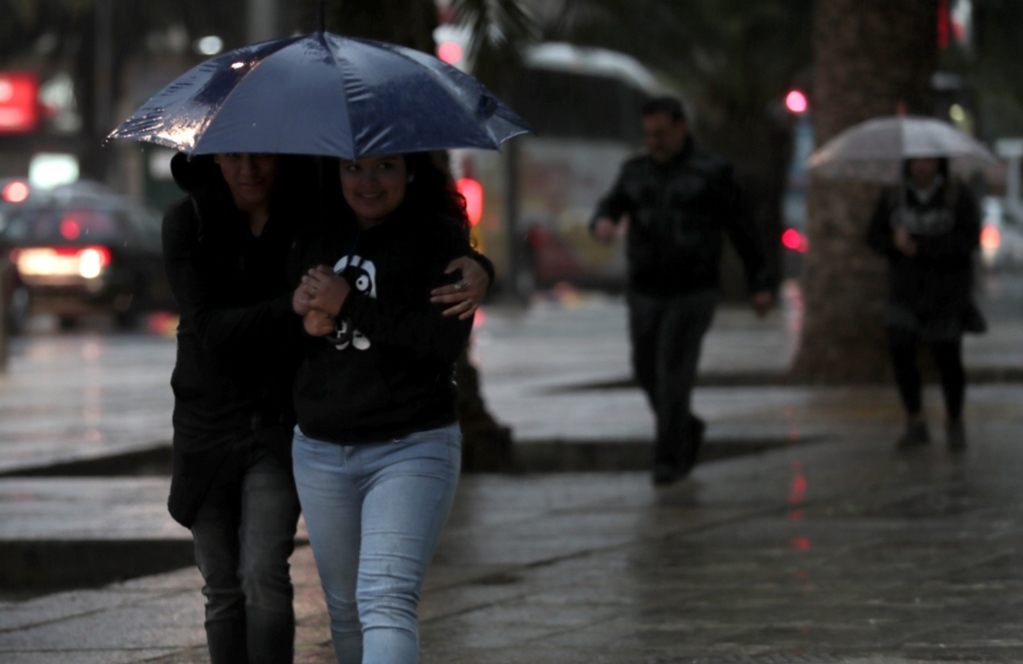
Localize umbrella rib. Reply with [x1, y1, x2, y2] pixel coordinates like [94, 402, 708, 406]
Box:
[318, 32, 356, 159]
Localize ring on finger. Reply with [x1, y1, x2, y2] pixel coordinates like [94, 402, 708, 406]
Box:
[457, 280, 469, 292]
[464, 299, 473, 307]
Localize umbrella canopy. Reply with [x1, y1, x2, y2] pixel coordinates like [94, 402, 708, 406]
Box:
[108, 32, 531, 158]
[806, 115, 1002, 183]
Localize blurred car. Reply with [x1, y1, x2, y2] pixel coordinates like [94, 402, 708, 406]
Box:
[980, 196, 1023, 271]
[0, 187, 175, 331]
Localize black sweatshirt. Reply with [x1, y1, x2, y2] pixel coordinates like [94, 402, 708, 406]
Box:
[291, 212, 474, 444]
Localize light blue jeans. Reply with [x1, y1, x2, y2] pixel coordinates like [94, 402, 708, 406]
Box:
[292, 423, 461, 664]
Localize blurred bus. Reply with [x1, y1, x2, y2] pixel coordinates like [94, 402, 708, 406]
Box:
[437, 31, 660, 297]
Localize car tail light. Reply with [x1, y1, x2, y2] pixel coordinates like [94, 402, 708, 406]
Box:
[981, 225, 1001, 251]
[14, 245, 111, 279]
[2, 180, 30, 203]
[78, 247, 111, 278]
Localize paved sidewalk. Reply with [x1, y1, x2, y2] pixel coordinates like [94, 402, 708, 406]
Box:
[2, 293, 1023, 663]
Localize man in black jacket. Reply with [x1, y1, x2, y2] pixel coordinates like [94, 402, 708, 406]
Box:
[591, 96, 775, 485]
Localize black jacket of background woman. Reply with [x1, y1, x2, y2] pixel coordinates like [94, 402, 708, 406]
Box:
[866, 159, 981, 339]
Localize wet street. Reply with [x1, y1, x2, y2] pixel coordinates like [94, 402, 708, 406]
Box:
[1, 275, 1023, 662]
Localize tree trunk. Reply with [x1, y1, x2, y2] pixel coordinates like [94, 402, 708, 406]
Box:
[790, 0, 938, 382]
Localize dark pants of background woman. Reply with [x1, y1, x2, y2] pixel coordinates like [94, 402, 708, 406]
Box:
[886, 327, 965, 421]
[190, 439, 301, 664]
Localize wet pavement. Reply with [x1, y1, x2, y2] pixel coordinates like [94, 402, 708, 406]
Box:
[2, 286, 1023, 663]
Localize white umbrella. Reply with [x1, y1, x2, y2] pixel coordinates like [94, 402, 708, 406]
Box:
[806, 115, 1003, 183]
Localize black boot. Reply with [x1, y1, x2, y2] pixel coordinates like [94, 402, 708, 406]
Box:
[676, 417, 706, 478]
[896, 417, 929, 450]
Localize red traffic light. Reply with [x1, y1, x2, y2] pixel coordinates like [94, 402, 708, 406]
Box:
[785, 90, 808, 114]
[437, 41, 463, 65]
[456, 177, 483, 226]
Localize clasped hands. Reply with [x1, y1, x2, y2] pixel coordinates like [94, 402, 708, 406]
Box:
[293, 266, 349, 337]
[293, 256, 491, 338]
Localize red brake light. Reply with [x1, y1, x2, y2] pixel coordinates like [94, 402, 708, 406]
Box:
[61, 218, 81, 240]
[84, 245, 111, 267]
[2, 180, 29, 203]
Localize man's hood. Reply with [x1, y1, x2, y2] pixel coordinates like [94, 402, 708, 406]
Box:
[170, 152, 225, 197]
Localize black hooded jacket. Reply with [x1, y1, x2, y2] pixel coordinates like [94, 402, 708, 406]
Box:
[162, 153, 313, 527]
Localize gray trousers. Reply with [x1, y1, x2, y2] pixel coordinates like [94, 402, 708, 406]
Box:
[191, 441, 301, 664]
[627, 289, 718, 468]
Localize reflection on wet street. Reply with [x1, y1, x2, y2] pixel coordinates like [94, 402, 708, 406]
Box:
[1, 273, 1023, 662]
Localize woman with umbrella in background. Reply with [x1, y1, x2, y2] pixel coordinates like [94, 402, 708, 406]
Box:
[807, 114, 998, 452]
[287, 150, 477, 664]
[866, 155, 982, 451]
[161, 150, 491, 664]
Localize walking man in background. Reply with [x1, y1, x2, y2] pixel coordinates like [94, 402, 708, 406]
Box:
[591, 96, 775, 486]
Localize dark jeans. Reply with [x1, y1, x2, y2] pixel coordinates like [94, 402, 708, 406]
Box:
[627, 289, 718, 469]
[191, 440, 301, 664]
[887, 327, 965, 421]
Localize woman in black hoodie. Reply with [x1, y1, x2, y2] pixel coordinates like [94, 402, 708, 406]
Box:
[162, 151, 491, 664]
[867, 156, 982, 451]
[288, 151, 475, 664]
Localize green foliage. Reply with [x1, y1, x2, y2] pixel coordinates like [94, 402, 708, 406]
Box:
[449, 0, 541, 63]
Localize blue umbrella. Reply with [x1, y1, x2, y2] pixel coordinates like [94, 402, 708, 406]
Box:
[107, 31, 531, 158]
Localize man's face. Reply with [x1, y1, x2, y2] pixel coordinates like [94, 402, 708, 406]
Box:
[213, 153, 278, 212]
[642, 112, 687, 163]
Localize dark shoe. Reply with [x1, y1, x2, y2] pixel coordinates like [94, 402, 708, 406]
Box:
[676, 417, 706, 478]
[652, 464, 678, 486]
[896, 421, 930, 450]
[946, 420, 967, 452]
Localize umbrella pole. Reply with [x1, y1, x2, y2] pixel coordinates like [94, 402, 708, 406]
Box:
[898, 168, 908, 234]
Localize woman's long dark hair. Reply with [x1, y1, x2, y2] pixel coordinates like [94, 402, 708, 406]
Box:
[399, 152, 471, 234]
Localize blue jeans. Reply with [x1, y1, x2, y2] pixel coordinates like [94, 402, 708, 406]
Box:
[292, 423, 462, 664]
[190, 442, 301, 664]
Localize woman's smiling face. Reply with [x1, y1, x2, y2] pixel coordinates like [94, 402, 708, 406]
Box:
[339, 154, 408, 227]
